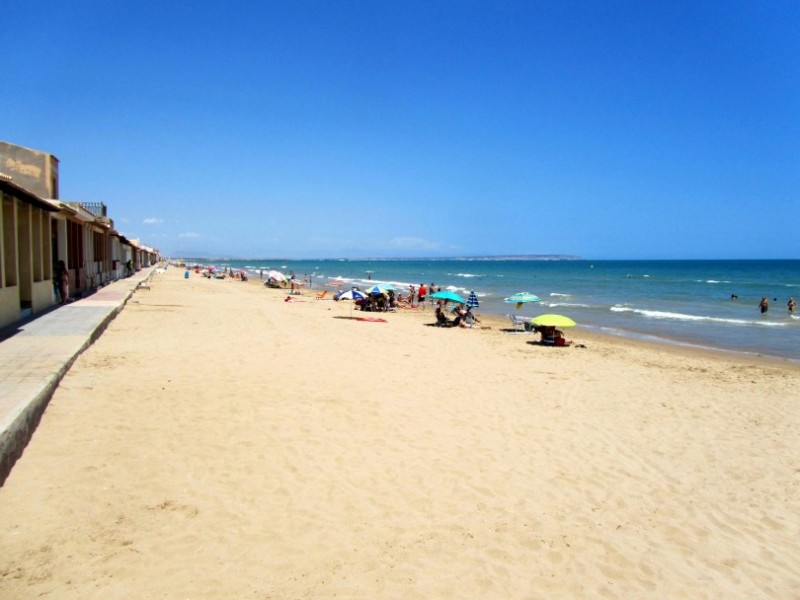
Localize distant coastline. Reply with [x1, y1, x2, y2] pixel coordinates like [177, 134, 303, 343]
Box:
[175, 254, 584, 262]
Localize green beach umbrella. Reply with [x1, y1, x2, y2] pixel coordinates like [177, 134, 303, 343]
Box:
[504, 292, 541, 304]
[504, 292, 542, 310]
[530, 314, 576, 328]
[429, 290, 465, 304]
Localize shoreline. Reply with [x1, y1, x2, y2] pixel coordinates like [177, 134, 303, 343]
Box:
[574, 324, 800, 368]
[226, 259, 800, 364]
[254, 275, 800, 370]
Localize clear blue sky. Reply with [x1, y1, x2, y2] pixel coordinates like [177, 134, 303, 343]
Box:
[4, 1, 798, 259]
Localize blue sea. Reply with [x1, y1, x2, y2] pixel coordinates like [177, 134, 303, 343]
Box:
[194, 259, 800, 362]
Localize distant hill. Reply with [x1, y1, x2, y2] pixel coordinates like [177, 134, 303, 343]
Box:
[173, 254, 583, 262]
[405, 255, 583, 262]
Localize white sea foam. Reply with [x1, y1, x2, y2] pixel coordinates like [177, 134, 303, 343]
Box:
[550, 293, 572, 297]
[610, 306, 786, 327]
[454, 273, 479, 278]
[545, 302, 591, 308]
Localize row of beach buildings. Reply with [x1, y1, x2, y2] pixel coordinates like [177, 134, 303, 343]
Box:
[0, 140, 160, 330]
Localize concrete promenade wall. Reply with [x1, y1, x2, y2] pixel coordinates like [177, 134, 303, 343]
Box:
[0, 266, 159, 485]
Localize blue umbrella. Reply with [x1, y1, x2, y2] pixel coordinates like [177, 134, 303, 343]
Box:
[466, 290, 480, 308]
[336, 289, 368, 301]
[429, 290, 465, 304]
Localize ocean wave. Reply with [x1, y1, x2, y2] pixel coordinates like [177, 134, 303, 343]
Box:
[609, 306, 787, 327]
[692, 278, 733, 284]
[454, 273, 479, 278]
[550, 293, 572, 297]
[544, 302, 591, 308]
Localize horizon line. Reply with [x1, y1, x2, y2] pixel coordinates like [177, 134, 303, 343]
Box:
[169, 255, 800, 262]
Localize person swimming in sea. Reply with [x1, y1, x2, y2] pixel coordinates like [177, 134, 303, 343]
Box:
[789, 298, 797, 314]
[759, 297, 769, 313]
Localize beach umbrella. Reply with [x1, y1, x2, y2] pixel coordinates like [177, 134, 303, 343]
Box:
[504, 292, 541, 310]
[504, 292, 541, 304]
[336, 289, 368, 301]
[429, 290, 465, 304]
[366, 285, 389, 296]
[530, 314, 576, 328]
[267, 270, 287, 281]
[466, 290, 480, 308]
[336, 288, 368, 318]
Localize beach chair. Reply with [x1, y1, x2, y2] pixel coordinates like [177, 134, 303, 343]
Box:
[507, 314, 530, 333]
[315, 290, 328, 300]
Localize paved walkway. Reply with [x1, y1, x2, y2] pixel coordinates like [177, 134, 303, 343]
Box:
[0, 266, 158, 485]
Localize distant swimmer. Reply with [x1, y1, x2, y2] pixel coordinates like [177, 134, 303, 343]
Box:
[789, 298, 797, 314]
[731, 293, 738, 301]
[759, 297, 769, 313]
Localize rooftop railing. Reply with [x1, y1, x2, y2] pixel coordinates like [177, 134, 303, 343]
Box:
[80, 202, 107, 217]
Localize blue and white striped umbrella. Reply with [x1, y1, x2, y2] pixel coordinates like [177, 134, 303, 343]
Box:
[336, 288, 369, 318]
[466, 290, 480, 308]
[336, 289, 368, 301]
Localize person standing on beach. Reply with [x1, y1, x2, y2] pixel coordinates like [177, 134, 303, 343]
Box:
[418, 283, 427, 305]
[788, 298, 797, 314]
[759, 297, 769, 313]
[409, 285, 416, 306]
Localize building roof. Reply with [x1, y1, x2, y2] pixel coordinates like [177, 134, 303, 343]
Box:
[0, 175, 59, 212]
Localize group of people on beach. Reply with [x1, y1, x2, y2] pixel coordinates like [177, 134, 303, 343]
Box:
[347, 282, 447, 312]
[201, 267, 248, 281]
[406, 283, 442, 306]
[434, 300, 481, 328]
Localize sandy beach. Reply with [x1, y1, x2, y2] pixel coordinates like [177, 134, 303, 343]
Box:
[1, 266, 799, 599]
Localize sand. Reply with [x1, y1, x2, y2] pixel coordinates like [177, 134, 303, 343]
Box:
[1, 266, 799, 599]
